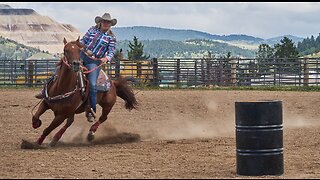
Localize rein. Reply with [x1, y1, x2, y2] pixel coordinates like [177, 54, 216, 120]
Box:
[81, 62, 106, 74]
[61, 56, 71, 69]
[81, 51, 107, 74]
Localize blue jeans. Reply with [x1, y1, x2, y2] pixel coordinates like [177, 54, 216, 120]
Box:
[80, 51, 101, 113]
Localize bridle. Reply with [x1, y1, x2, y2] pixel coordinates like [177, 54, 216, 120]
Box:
[43, 42, 87, 103]
[62, 43, 82, 73]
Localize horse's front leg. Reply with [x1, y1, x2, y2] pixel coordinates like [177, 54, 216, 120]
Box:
[37, 115, 66, 145]
[32, 101, 49, 129]
[48, 115, 75, 147]
[87, 106, 113, 142]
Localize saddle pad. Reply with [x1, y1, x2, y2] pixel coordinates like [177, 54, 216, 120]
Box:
[96, 70, 111, 92]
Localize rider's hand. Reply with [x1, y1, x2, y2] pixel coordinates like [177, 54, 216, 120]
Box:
[100, 57, 109, 64]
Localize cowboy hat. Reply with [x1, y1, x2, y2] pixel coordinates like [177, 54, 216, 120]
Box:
[95, 13, 117, 26]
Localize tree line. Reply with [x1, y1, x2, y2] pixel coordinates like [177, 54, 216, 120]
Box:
[296, 33, 320, 56]
[123, 35, 301, 61]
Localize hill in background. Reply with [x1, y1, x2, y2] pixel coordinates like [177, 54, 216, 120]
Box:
[0, 4, 81, 54]
[112, 26, 304, 58]
[112, 26, 304, 46]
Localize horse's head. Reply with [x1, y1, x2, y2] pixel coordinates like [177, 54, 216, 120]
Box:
[63, 37, 84, 72]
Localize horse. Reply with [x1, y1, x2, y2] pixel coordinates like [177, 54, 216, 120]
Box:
[31, 37, 138, 147]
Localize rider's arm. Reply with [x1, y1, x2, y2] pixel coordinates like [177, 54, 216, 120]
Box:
[80, 26, 96, 48]
[103, 35, 116, 63]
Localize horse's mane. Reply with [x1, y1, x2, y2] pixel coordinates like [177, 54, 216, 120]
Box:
[56, 56, 64, 67]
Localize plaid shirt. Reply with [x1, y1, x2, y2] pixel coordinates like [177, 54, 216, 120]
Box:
[80, 26, 116, 60]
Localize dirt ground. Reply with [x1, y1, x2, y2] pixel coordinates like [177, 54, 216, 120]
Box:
[1, 88, 320, 179]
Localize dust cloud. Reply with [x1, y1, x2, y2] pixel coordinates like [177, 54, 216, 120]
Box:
[284, 114, 320, 128]
[51, 98, 319, 145]
[142, 99, 235, 141]
[58, 121, 140, 145]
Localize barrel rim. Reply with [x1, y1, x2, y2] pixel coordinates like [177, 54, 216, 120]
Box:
[235, 99, 282, 103]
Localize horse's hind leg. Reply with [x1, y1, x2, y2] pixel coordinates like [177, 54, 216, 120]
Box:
[87, 105, 113, 142]
[32, 101, 49, 129]
[48, 115, 75, 147]
[37, 115, 66, 145]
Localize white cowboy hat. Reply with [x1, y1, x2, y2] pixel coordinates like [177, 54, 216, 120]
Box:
[95, 13, 117, 26]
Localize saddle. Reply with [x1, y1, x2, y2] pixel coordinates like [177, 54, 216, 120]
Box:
[52, 65, 111, 92]
[40, 68, 111, 103]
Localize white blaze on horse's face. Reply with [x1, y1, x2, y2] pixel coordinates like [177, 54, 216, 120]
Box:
[64, 42, 81, 72]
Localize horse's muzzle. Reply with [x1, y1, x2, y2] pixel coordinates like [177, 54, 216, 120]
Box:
[72, 61, 81, 72]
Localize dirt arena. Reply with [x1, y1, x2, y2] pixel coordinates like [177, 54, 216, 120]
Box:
[1, 88, 320, 178]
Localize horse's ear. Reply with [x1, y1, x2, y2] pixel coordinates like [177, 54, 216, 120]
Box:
[74, 37, 84, 49]
[63, 38, 67, 45]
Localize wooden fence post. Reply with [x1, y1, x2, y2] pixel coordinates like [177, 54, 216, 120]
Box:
[152, 58, 159, 86]
[231, 59, 237, 86]
[303, 58, 309, 86]
[28, 60, 34, 87]
[218, 59, 223, 85]
[194, 60, 198, 86]
[201, 59, 205, 85]
[115, 59, 120, 78]
[273, 57, 276, 86]
[137, 61, 142, 79]
[176, 59, 180, 84]
[206, 59, 212, 86]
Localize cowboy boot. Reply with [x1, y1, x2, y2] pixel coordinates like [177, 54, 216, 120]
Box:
[34, 73, 57, 99]
[86, 108, 96, 122]
[35, 89, 44, 99]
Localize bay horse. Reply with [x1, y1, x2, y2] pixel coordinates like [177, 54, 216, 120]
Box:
[31, 37, 138, 147]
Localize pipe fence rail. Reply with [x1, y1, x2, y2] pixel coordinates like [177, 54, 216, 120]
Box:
[1, 57, 320, 87]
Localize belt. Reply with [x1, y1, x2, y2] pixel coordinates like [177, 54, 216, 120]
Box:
[82, 50, 97, 59]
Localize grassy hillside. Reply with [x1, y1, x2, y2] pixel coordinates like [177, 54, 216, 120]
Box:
[0, 36, 54, 60]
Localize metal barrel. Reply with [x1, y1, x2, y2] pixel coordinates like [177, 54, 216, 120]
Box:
[235, 100, 284, 176]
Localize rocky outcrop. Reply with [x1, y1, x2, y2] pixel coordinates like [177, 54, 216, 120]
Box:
[0, 4, 82, 54]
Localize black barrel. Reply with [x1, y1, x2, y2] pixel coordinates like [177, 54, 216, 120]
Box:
[235, 100, 283, 176]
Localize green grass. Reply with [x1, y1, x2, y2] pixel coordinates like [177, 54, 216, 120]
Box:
[0, 85, 42, 90]
[133, 84, 320, 92]
[1, 84, 320, 92]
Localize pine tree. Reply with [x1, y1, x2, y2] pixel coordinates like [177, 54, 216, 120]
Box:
[274, 36, 299, 58]
[256, 44, 274, 73]
[127, 36, 150, 61]
[257, 44, 274, 59]
[273, 36, 299, 73]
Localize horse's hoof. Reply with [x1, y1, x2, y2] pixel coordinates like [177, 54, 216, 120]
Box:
[32, 117, 42, 129]
[48, 139, 57, 147]
[87, 131, 95, 142]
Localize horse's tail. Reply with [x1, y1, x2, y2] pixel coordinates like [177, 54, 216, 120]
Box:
[113, 76, 138, 110]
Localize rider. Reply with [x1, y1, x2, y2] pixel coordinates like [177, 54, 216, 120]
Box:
[80, 12, 117, 122]
[34, 12, 117, 123]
